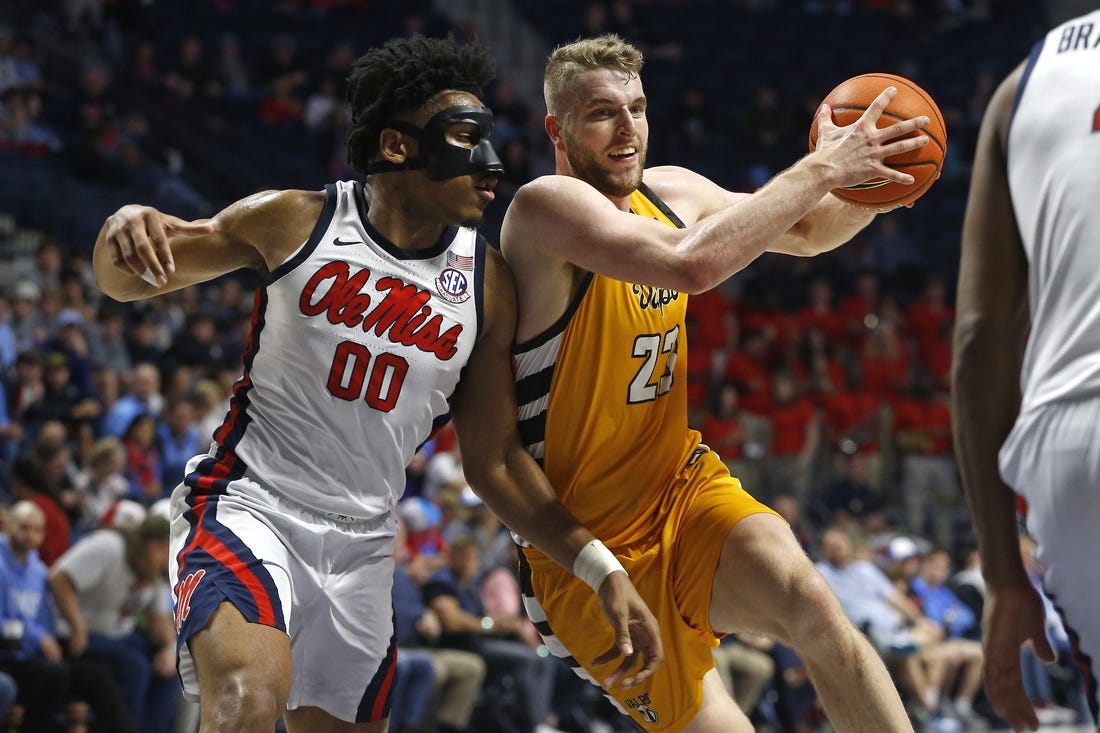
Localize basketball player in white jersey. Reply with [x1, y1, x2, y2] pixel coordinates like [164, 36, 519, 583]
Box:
[92, 36, 661, 733]
[954, 8, 1100, 732]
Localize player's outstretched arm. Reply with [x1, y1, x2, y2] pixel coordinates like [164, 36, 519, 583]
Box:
[503, 87, 929, 294]
[451, 247, 662, 689]
[93, 189, 325, 302]
[953, 61, 1049, 733]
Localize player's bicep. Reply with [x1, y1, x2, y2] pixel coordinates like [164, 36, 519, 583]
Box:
[504, 178, 684, 287]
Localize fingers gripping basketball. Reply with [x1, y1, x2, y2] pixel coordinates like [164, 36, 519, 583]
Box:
[809, 73, 947, 208]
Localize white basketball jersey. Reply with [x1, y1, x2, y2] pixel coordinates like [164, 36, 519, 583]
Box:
[1006, 10, 1100, 416]
[187, 180, 485, 518]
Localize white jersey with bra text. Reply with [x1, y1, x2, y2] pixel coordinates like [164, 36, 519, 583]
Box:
[190, 180, 484, 519]
[1004, 11, 1100, 418]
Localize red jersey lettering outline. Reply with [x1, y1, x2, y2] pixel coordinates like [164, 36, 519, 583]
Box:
[299, 262, 463, 360]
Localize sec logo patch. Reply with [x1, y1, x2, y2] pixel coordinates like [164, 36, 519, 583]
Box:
[435, 268, 471, 303]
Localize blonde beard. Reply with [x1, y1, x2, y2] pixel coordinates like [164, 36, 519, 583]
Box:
[562, 132, 645, 197]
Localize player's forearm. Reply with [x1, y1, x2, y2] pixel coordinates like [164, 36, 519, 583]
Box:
[681, 156, 838, 289]
[952, 316, 1028, 587]
[781, 194, 877, 256]
[470, 451, 601, 574]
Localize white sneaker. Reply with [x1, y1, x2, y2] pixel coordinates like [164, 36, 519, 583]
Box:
[535, 724, 568, 733]
[1034, 704, 1078, 726]
[950, 700, 989, 729]
[921, 714, 962, 733]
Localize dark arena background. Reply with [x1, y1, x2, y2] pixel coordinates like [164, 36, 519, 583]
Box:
[0, 0, 1096, 732]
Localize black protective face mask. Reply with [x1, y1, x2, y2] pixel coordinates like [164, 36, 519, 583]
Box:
[368, 105, 504, 180]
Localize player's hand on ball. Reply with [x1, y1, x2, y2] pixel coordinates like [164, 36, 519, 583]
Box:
[812, 88, 930, 192]
[810, 73, 947, 208]
[592, 570, 663, 689]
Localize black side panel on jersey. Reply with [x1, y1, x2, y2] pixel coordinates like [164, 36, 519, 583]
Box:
[512, 272, 594, 353]
[636, 181, 687, 229]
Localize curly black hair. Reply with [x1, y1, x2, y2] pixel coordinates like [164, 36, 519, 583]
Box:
[345, 35, 496, 175]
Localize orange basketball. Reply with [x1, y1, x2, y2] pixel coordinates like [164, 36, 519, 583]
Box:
[808, 72, 947, 208]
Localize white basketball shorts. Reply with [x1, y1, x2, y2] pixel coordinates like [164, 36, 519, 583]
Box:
[168, 452, 398, 723]
[1001, 397, 1100, 721]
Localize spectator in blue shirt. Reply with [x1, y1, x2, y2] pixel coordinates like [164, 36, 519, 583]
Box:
[815, 527, 951, 724]
[0, 387, 17, 477]
[0, 500, 134, 732]
[910, 549, 986, 726]
[393, 516, 485, 733]
[100, 362, 162, 438]
[38, 309, 94, 396]
[911, 550, 977, 639]
[155, 394, 201, 489]
[423, 534, 558, 733]
[0, 295, 16, 371]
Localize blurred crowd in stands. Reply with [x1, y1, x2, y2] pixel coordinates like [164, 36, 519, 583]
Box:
[0, 0, 1082, 731]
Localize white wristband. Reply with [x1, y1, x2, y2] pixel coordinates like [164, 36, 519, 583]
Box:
[573, 539, 625, 592]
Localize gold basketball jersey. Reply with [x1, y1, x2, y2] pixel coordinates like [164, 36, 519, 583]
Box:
[514, 183, 702, 546]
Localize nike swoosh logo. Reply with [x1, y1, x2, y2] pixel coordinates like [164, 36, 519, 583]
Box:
[333, 237, 365, 246]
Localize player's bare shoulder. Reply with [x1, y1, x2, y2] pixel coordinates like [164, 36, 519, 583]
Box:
[508, 174, 608, 218]
[640, 166, 737, 225]
[502, 174, 608, 258]
[220, 188, 328, 273]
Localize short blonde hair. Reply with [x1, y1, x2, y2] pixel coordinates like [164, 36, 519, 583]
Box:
[543, 34, 644, 116]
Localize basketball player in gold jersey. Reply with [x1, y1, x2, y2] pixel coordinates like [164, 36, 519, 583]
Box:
[500, 35, 928, 732]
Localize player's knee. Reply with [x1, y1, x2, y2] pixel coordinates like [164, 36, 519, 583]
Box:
[203, 671, 287, 730]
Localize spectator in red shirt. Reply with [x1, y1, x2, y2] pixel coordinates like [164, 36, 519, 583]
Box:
[724, 329, 774, 415]
[796, 329, 845, 398]
[122, 413, 162, 506]
[798, 278, 845, 344]
[840, 271, 881, 349]
[686, 285, 737, 354]
[702, 384, 746, 462]
[9, 453, 69, 566]
[816, 367, 886, 490]
[906, 274, 954, 356]
[739, 287, 801, 346]
[700, 383, 771, 497]
[859, 316, 910, 401]
[893, 370, 959, 551]
[763, 374, 819, 502]
[259, 76, 304, 128]
[684, 322, 720, 416]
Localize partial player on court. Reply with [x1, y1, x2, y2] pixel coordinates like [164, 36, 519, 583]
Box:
[954, 8, 1100, 733]
[502, 34, 933, 733]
